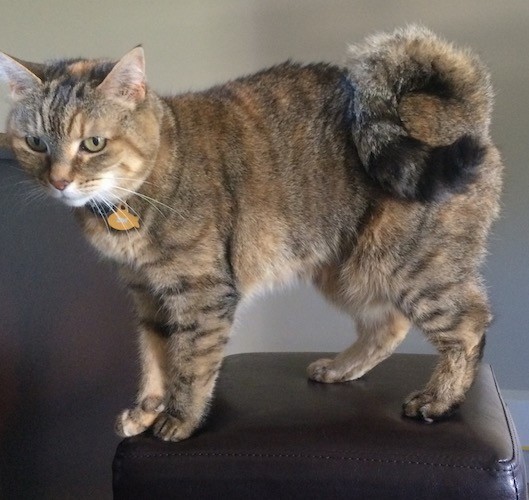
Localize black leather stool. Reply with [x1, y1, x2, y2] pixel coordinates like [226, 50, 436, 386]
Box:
[113, 353, 527, 499]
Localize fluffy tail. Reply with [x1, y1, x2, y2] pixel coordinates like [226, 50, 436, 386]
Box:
[348, 25, 493, 201]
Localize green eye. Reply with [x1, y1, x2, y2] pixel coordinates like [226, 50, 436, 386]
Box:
[25, 136, 48, 153]
[80, 136, 107, 153]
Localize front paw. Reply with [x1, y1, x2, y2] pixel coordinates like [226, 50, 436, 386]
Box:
[402, 390, 458, 423]
[152, 412, 197, 442]
[115, 396, 166, 437]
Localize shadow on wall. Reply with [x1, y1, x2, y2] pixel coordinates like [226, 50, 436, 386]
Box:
[0, 161, 138, 498]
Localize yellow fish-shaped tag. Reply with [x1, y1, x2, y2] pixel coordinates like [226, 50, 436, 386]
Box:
[107, 204, 140, 231]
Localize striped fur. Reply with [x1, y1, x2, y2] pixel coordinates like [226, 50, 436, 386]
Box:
[0, 26, 502, 440]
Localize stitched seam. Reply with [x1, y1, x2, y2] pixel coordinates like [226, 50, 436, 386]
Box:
[489, 365, 520, 499]
[122, 451, 515, 472]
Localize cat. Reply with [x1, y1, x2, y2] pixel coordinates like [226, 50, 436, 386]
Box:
[0, 25, 502, 441]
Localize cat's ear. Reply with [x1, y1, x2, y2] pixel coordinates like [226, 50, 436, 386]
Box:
[0, 52, 43, 100]
[97, 46, 146, 108]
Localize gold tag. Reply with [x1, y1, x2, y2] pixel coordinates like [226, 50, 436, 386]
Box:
[107, 204, 140, 231]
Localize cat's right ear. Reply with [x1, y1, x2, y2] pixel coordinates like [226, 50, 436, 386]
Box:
[0, 52, 43, 101]
[97, 46, 146, 108]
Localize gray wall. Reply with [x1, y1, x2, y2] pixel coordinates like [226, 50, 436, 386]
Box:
[0, 1, 527, 498]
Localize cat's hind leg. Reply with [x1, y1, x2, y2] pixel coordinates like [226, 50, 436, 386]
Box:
[399, 279, 490, 422]
[308, 302, 411, 383]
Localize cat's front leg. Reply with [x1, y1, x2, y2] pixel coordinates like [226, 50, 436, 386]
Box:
[116, 327, 169, 437]
[148, 275, 238, 441]
[151, 314, 234, 442]
[115, 283, 169, 437]
[116, 274, 238, 441]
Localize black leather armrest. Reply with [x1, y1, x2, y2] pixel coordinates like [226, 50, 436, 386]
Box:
[113, 353, 527, 499]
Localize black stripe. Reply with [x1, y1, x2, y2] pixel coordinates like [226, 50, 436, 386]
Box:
[200, 291, 239, 318]
[432, 336, 467, 353]
[397, 281, 459, 312]
[202, 367, 220, 387]
[167, 321, 199, 336]
[401, 250, 438, 281]
[191, 327, 226, 342]
[140, 320, 173, 337]
[49, 84, 72, 135]
[166, 405, 187, 422]
[175, 373, 196, 387]
[224, 235, 237, 285]
[416, 135, 485, 202]
[141, 319, 199, 338]
[194, 340, 229, 358]
[476, 334, 486, 360]
[416, 307, 449, 324]
[421, 316, 463, 336]
[158, 278, 192, 296]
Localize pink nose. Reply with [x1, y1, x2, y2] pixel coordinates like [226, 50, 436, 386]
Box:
[50, 179, 71, 191]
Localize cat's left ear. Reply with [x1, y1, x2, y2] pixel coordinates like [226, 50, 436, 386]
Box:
[0, 52, 43, 100]
[97, 46, 146, 108]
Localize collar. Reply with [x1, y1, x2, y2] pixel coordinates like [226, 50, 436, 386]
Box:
[85, 201, 116, 217]
[84, 201, 141, 231]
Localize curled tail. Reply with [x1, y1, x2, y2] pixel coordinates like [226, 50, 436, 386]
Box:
[348, 25, 493, 201]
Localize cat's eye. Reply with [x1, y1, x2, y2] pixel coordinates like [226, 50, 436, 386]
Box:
[80, 136, 107, 153]
[25, 136, 48, 153]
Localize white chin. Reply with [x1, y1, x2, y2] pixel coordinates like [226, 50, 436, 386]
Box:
[62, 197, 91, 207]
[48, 185, 110, 207]
[49, 190, 93, 207]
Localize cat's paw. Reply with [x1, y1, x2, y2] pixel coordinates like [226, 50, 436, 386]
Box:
[307, 358, 343, 383]
[152, 412, 196, 442]
[115, 396, 166, 437]
[116, 408, 152, 437]
[402, 390, 458, 423]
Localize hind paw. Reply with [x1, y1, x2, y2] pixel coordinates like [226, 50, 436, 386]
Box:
[307, 358, 343, 383]
[402, 390, 458, 423]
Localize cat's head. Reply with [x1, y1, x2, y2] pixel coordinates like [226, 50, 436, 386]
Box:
[0, 47, 161, 207]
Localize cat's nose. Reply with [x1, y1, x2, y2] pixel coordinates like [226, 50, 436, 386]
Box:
[50, 178, 71, 191]
[49, 163, 73, 191]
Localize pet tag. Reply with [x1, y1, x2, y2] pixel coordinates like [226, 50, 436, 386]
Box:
[107, 204, 140, 231]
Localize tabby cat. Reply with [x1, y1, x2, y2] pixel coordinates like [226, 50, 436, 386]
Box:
[0, 26, 502, 441]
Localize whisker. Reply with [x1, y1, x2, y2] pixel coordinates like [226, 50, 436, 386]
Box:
[110, 177, 159, 188]
[23, 189, 48, 206]
[92, 199, 112, 234]
[0, 162, 26, 172]
[112, 187, 163, 217]
[0, 177, 36, 190]
[0, 173, 53, 203]
[113, 186, 184, 220]
[114, 194, 143, 221]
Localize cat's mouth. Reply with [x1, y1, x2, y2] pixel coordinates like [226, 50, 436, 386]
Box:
[47, 175, 121, 208]
[49, 186, 90, 207]
[48, 182, 113, 208]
